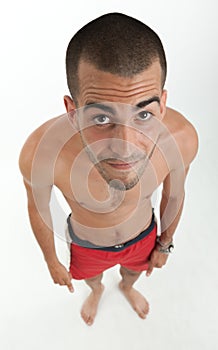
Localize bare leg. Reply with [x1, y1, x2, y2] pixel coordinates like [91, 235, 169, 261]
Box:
[119, 266, 149, 319]
[81, 273, 104, 326]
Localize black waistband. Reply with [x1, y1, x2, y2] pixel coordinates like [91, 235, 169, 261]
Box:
[67, 210, 156, 252]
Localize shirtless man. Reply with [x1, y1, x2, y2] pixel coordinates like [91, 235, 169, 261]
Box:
[19, 13, 198, 326]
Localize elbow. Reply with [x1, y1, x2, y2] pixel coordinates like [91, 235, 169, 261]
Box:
[161, 191, 185, 208]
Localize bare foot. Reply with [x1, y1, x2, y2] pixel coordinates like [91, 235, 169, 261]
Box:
[81, 284, 104, 326]
[119, 281, 149, 319]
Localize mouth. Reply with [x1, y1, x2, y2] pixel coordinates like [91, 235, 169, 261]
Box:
[106, 160, 140, 170]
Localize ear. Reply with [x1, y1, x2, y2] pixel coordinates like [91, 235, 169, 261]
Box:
[160, 89, 167, 119]
[63, 95, 78, 130]
[63, 95, 76, 112]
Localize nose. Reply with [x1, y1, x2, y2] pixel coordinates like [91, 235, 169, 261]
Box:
[109, 124, 137, 158]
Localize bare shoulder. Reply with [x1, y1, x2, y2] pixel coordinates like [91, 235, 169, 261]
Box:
[19, 115, 67, 184]
[164, 107, 199, 167]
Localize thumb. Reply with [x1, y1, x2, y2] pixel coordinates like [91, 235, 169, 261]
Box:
[146, 262, 154, 277]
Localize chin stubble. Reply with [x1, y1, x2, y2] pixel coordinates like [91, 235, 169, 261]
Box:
[80, 132, 159, 191]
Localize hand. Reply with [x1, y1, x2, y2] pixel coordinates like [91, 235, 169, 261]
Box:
[47, 260, 74, 293]
[146, 248, 169, 277]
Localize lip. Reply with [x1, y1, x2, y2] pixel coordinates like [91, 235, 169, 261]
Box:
[107, 161, 139, 170]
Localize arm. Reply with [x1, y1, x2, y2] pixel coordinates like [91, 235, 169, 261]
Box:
[146, 117, 199, 276]
[159, 166, 189, 244]
[23, 180, 57, 265]
[19, 134, 74, 293]
[146, 167, 187, 277]
[22, 180, 74, 292]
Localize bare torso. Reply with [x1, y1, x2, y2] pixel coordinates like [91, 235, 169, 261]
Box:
[55, 143, 167, 245]
[23, 107, 195, 246]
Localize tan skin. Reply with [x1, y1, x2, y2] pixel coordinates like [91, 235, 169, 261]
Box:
[19, 60, 198, 325]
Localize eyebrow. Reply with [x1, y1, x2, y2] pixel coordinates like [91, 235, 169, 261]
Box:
[136, 96, 160, 109]
[83, 96, 160, 113]
[83, 102, 115, 114]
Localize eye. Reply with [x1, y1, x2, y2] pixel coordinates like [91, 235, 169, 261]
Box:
[93, 114, 111, 125]
[136, 111, 153, 121]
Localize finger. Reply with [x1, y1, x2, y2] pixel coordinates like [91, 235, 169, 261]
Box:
[67, 273, 74, 293]
[146, 263, 154, 277]
[67, 282, 74, 293]
[62, 279, 74, 292]
[156, 263, 163, 268]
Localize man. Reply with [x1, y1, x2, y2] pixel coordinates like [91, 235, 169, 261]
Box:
[19, 13, 198, 326]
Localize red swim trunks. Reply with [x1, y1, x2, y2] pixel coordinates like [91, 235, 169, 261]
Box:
[69, 216, 157, 280]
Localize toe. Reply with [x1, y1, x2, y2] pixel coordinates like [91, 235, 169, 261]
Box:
[138, 311, 147, 319]
[81, 311, 88, 324]
[87, 316, 94, 326]
[81, 311, 94, 326]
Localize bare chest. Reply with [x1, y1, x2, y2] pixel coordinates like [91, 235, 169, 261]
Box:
[53, 147, 168, 245]
[54, 146, 168, 215]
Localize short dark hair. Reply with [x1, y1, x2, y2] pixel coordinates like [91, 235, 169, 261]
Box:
[66, 12, 167, 102]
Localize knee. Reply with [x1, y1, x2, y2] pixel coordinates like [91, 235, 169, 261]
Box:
[120, 266, 140, 277]
[85, 273, 103, 284]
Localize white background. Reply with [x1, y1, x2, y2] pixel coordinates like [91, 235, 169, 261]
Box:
[1, 0, 218, 349]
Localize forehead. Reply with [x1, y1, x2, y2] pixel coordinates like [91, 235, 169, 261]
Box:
[77, 60, 162, 106]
